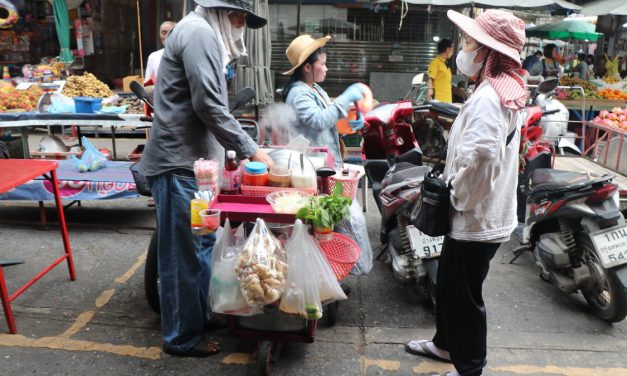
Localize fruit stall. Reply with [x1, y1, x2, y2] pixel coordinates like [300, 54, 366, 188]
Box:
[585, 107, 627, 174]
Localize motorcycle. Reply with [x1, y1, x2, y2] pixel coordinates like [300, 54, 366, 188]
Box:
[361, 99, 441, 306]
[511, 81, 627, 323]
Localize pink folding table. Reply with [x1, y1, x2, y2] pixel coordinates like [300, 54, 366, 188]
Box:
[0, 159, 76, 334]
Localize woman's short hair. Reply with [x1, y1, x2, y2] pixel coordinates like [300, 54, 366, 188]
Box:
[543, 44, 557, 58]
[437, 39, 453, 54]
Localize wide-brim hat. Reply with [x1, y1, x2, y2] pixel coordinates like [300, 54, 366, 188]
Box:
[447, 9, 525, 67]
[194, 0, 267, 29]
[282, 35, 331, 75]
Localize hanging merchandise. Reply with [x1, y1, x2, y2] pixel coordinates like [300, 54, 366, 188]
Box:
[0, 0, 19, 29]
[53, 0, 73, 62]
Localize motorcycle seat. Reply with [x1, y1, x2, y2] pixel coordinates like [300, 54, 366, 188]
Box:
[529, 168, 593, 193]
[425, 100, 461, 118]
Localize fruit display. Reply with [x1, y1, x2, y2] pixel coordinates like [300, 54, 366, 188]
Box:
[593, 107, 627, 131]
[556, 88, 602, 100]
[0, 84, 42, 112]
[62, 72, 113, 98]
[116, 96, 145, 114]
[559, 76, 598, 92]
[596, 88, 627, 101]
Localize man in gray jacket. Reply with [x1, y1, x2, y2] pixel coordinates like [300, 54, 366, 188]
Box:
[140, 0, 272, 357]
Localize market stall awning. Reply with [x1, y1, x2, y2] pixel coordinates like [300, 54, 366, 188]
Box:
[526, 20, 602, 41]
[580, 0, 627, 16]
[374, 0, 581, 10]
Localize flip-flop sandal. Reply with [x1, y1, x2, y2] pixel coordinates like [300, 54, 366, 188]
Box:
[405, 340, 452, 363]
[163, 340, 221, 358]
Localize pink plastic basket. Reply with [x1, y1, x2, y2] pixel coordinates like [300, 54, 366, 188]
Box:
[240, 184, 316, 197]
[319, 233, 362, 281]
[328, 169, 360, 199]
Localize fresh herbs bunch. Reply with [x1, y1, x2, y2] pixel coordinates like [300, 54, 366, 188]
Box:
[296, 184, 352, 229]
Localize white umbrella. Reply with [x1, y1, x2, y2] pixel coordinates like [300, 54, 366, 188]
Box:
[234, 0, 274, 107]
[580, 0, 627, 16]
[375, 0, 581, 10]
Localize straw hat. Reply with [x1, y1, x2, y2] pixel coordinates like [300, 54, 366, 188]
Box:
[447, 9, 525, 67]
[194, 0, 267, 29]
[282, 35, 331, 75]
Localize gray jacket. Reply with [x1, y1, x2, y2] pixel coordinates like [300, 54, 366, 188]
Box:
[140, 11, 258, 177]
[285, 81, 351, 166]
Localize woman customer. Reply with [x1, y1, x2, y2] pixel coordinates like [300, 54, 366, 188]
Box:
[405, 9, 527, 376]
[427, 38, 454, 102]
[281, 34, 365, 166]
[530, 43, 561, 79]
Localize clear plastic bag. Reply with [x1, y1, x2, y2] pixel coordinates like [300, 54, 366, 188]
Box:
[236, 218, 288, 306]
[210, 220, 259, 315]
[280, 220, 346, 319]
[335, 200, 373, 275]
[71, 136, 107, 172]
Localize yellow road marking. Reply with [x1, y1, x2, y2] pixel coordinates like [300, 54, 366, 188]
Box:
[223, 352, 255, 365]
[95, 289, 116, 308]
[115, 251, 147, 285]
[361, 357, 401, 373]
[59, 311, 95, 338]
[492, 365, 627, 376]
[412, 360, 455, 374]
[0, 334, 161, 360]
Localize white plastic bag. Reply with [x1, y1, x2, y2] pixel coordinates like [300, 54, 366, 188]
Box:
[335, 200, 373, 275]
[280, 220, 346, 319]
[210, 220, 259, 315]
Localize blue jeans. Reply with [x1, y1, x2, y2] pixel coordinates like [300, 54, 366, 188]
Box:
[148, 170, 216, 352]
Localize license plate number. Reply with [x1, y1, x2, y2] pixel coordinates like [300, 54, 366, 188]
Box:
[407, 225, 444, 259]
[592, 226, 627, 268]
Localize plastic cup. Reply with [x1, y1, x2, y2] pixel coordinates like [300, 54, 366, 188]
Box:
[199, 209, 221, 234]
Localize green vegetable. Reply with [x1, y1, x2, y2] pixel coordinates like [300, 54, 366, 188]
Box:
[296, 184, 352, 229]
[305, 303, 322, 319]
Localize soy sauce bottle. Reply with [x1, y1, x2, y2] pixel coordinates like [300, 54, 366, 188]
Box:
[221, 150, 240, 194]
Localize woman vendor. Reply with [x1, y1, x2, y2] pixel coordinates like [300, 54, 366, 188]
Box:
[281, 34, 365, 166]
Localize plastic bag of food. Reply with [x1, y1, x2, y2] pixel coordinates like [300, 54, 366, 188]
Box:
[236, 218, 288, 306]
[71, 136, 107, 172]
[210, 220, 250, 314]
[280, 220, 346, 319]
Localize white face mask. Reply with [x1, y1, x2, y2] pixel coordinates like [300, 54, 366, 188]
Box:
[231, 26, 244, 41]
[456, 47, 484, 77]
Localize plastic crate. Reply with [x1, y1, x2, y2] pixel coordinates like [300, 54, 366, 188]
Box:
[74, 97, 103, 113]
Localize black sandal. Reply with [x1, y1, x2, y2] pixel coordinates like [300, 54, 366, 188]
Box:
[405, 340, 451, 363]
[163, 340, 221, 358]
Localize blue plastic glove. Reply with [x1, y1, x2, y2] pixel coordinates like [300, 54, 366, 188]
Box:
[349, 112, 365, 131]
[338, 83, 364, 103]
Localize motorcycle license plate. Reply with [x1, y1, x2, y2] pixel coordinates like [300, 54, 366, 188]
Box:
[407, 225, 444, 259]
[592, 226, 627, 268]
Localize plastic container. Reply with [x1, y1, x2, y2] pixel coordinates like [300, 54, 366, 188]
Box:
[199, 209, 221, 234]
[268, 167, 292, 187]
[243, 161, 269, 186]
[190, 198, 210, 235]
[74, 97, 103, 113]
[266, 190, 311, 214]
[319, 233, 362, 281]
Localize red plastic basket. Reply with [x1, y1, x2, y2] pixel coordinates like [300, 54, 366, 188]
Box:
[319, 233, 362, 281]
[328, 169, 360, 199]
[241, 184, 316, 197]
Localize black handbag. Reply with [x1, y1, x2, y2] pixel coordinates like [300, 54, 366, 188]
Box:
[410, 127, 518, 237]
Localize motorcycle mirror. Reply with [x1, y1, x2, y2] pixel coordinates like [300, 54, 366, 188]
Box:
[229, 87, 256, 112]
[412, 73, 425, 86]
[537, 78, 559, 95]
[130, 81, 154, 110]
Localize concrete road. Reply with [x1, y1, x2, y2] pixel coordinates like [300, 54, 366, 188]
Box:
[0, 134, 626, 375]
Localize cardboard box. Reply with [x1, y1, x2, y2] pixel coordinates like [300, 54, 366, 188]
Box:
[123, 75, 143, 92]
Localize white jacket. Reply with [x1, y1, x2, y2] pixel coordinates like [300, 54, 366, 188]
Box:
[443, 81, 521, 242]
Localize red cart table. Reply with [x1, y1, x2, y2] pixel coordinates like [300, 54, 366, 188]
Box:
[0, 159, 76, 334]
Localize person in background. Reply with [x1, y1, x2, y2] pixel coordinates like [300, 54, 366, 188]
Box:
[571, 52, 589, 80]
[620, 56, 627, 79]
[145, 20, 176, 84]
[586, 54, 595, 78]
[427, 38, 454, 102]
[530, 43, 561, 79]
[139, 0, 272, 358]
[281, 34, 366, 166]
[522, 50, 542, 72]
[405, 9, 527, 376]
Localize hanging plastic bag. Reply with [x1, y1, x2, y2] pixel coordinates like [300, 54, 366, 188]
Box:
[280, 220, 346, 319]
[236, 218, 288, 306]
[335, 200, 373, 275]
[210, 220, 259, 315]
[71, 136, 107, 172]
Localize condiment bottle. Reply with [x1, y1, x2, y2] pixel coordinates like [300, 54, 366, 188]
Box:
[243, 161, 269, 186]
[220, 150, 240, 194]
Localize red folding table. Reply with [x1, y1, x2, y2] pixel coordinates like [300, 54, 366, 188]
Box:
[0, 159, 76, 334]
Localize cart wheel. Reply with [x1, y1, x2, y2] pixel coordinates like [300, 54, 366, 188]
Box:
[325, 301, 339, 327]
[257, 340, 274, 376]
[144, 230, 161, 314]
